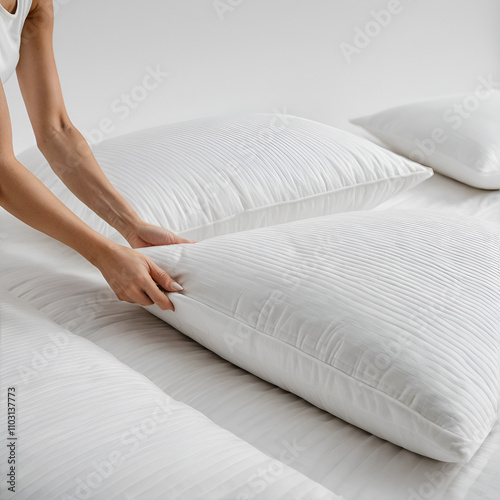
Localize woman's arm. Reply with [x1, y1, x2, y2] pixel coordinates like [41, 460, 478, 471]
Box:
[0, 0, 188, 309]
[1, 85, 178, 311]
[16, 0, 193, 248]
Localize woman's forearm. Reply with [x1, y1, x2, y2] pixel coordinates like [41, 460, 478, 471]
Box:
[0, 156, 182, 311]
[0, 157, 115, 266]
[37, 123, 142, 240]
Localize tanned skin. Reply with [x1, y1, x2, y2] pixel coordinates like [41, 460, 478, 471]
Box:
[0, 0, 195, 311]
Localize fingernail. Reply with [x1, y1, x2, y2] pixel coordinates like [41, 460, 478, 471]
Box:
[171, 282, 183, 291]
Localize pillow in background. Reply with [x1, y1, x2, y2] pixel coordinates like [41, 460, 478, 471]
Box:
[351, 90, 500, 190]
[140, 209, 500, 463]
[18, 113, 432, 241]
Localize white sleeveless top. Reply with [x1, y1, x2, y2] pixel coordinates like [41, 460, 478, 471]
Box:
[0, 0, 33, 84]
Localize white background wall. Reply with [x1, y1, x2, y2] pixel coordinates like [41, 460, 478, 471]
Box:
[5, 0, 500, 154]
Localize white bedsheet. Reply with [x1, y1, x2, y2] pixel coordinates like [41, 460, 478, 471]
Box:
[1, 172, 500, 500]
[0, 293, 338, 500]
[375, 172, 500, 225]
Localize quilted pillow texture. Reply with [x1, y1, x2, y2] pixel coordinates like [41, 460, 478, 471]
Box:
[351, 91, 500, 190]
[1, 293, 340, 500]
[140, 210, 500, 463]
[19, 113, 431, 241]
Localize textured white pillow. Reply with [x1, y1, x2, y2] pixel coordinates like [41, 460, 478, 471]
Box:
[140, 210, 500, 463]
[351, 91, 500, 190]
[19, 113, 432, 241]
[2, 292, 339, 500]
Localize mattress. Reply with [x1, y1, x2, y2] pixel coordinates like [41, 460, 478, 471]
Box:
[1, 172, 500, 500]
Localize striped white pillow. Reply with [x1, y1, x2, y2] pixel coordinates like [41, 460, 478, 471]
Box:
[141, 209, 500, 462]
[19, 113, 432, 241]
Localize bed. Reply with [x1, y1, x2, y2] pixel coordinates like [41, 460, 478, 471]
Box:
[1, 107, 499, 499]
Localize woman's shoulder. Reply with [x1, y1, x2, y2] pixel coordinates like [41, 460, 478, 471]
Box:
[27, 0, 52, 16]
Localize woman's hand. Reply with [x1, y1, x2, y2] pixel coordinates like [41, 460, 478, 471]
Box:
[102, 223, 195, 310]
[8, 0, 192, 312]
[125, 222, 196, 249]
[95, 243, 183, 311]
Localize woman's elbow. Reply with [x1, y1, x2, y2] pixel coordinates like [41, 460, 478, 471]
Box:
[35, 116, 74, 152]
[0, 155, 20, 206]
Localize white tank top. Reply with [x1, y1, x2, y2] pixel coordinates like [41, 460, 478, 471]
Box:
[0, 0, 33, 84]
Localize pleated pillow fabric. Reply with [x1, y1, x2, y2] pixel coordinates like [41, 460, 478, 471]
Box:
[19, 113, 431, 241]
[351, 91, 500, 190]
[1, 293, 341, 500]
[140, 210, 500, 463]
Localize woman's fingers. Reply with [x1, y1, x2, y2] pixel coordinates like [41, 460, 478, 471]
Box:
[126, 222, 198, 248]
[132, 260, 181, 311]
[178, 236, 197, 244]
[143, 279, 175, 311]
[135, 290, 155, 307]
[96, 244, 182, 311]
[114, 277, 175, 311]
[149, 261, 183, 293]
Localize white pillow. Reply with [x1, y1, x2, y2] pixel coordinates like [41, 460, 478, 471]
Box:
[2, 292, 338, 500]
[140, 210, 500, 463]
[351, 91, 500, 190]
[18, 113, 432, 241]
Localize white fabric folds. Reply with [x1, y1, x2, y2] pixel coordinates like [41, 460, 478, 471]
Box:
[19, 113, 432, 241]
[0, 292, 341, 500]
[352, 91, 500, 190]
[140, 209, 500, 463]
